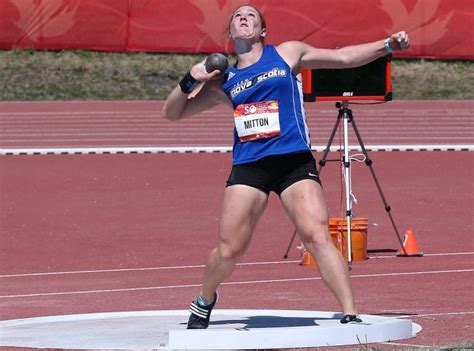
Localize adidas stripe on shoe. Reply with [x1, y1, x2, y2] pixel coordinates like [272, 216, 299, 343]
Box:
[186, 292, 219, 329]
[340, 314, 362, 324]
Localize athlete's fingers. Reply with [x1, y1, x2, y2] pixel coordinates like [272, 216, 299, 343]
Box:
[190, 62, 222, 82]
[390, 31, 410, 50]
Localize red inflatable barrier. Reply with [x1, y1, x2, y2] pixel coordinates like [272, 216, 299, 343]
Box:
[0, 0, 472, 59]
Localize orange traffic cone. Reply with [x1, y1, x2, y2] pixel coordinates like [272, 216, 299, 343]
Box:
[397, 230, 423, 257]
[299, 249, 317, 267]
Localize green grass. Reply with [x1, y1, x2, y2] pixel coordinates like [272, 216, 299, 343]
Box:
[1, 49, 473, 101]
[391, 59, 474, 100]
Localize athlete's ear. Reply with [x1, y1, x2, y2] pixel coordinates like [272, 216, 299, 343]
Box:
[260, 28, 267, 38]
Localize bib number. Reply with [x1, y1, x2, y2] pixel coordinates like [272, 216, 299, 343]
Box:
[234, 101, 281, 142]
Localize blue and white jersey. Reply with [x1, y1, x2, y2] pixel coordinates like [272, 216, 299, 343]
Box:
[221, 44, 311, 165]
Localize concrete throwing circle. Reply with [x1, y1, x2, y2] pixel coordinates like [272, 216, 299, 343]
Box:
[0, 309, 421, 350]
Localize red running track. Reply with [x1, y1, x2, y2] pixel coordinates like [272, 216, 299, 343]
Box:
[0, 101, 473, 349]
[0, 100, 473, 151]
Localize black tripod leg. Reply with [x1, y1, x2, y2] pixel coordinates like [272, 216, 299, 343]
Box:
[283, 229, 298, 259]
[349, 116, 408, 255]
[318, 110, 343, 174]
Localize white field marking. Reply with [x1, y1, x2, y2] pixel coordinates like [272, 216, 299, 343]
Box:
[2, 251, 473, 279]
[396, 311, 474, 319]
[1, 118, 471, 125]
[0, 146, 233, 155]
[0, 111, 161, 116]
[1, 125, 233, 131]
[0, 260, 301, 278]
[14, 133, 468, 139]
[0, 112, 226, 117]
[369, 251, 474, 259]
[3, 129, 471, 136]
[3, 131, 239, 137]
[0, 268, 472, 299]
[1, 144, 473, 155]
[0, 110, 471, 117]
[1, 136, 472, 143]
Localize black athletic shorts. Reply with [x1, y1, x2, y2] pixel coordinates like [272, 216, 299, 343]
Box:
[226, 151, 322, 196]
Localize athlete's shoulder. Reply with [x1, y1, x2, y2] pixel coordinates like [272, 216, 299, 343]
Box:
[275, 41, 308, 70]
[276, 41, 308, 53]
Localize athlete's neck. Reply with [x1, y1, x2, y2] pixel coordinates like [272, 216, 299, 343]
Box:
[234, 41, 264, 69]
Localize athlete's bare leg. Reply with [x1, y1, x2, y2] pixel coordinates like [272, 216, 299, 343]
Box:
[280, 180, 357, 315]
[200, 184, 268, 303]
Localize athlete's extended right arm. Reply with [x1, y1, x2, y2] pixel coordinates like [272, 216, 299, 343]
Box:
[162, 85, 191, 121]
[162, 63, 229, 121]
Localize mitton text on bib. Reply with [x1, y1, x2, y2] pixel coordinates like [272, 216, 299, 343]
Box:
[234, 100, 281, 142]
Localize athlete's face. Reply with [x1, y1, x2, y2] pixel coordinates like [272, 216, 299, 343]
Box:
[229, 6, 266, 41]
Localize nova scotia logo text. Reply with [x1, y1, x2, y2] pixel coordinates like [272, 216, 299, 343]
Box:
[230, 68, 287, 98]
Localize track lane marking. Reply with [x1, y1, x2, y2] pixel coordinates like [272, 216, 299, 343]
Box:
[397, 311, 474, 318]
[1, 268, 472, 299]
[369, 251, 474, 259]
[1, 252, 473, 278]
[2, 144, 473, 155]
[0, 260, 300, 278]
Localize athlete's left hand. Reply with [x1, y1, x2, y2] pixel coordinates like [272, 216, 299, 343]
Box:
[388, 31, 410, 51]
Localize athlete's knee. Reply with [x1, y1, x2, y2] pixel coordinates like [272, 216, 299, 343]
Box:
[218, 241, 248, 262]
[299, 222, 331, 251]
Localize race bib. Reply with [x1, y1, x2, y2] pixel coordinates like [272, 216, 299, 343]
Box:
[234, 100, 281, 142]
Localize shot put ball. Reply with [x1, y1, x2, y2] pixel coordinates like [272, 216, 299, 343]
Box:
[204, 53, 229, 74]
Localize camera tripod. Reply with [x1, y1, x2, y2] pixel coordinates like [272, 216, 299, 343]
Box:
[283, 101, 408, 263]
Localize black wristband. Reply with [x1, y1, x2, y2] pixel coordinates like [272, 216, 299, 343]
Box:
[179, 71, 200, 94]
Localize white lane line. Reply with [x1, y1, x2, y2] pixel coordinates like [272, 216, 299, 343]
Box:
[1, 111, 472, 117]
[397, 311, 474, 318]
[1, 144, 473, 155]
[3, 129, 471, 136]
[1, 268, 472, 299]
[0, 146, 233, 155]
[0, 260, 300, 278]
[0, 111, 162, 116]
[2, 252, 472, 279]
[370, 251, 474, 259]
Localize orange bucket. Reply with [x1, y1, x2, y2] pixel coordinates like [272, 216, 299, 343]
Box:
[300, 231, 343, 268]
[329, 217, 369, 261]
